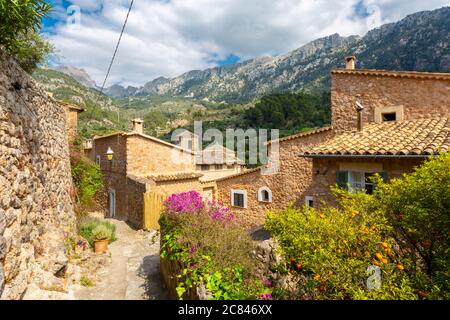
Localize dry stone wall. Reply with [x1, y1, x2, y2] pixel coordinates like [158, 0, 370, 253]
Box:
[0, 50, 75, 299]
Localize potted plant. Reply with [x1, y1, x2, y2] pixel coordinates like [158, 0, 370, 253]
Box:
[92, 225, 112, 254]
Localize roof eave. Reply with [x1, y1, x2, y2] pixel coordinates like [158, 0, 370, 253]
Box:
[300, 154, 433, 159]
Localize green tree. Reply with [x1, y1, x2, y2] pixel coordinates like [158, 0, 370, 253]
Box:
[374, 153, 450, 299]
[0, 0, 53, 71]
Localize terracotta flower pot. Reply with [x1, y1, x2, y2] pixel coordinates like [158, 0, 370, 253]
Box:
[94, 239, 109, 254]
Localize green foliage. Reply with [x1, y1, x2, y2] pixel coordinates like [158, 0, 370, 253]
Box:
[374, 153, 450, 299]
[244, 91, 331, 131]
[159, 201, 269, 300]
[80, 276, 95, 287]
[0, 0, 53, 71]
[266, 191, 416, 300]
[91, 225, 112, 241]
[71, 154, 103, 212]
[266, 154, 450, 300]
[78, 217, 116, 247]
[143, 110, 168, 135]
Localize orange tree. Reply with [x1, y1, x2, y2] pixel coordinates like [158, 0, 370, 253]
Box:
[265, 189, 416, 300]
[374, 153, 450, 299]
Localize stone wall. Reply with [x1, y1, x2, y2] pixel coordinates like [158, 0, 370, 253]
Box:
[331, 70, 450, 132]
[126, 176, 150, 229]
[306, 157, 425, 206]
[216, 129, 334, 229]
[126, 135, 197, 176]
[0, 50, 75, 299]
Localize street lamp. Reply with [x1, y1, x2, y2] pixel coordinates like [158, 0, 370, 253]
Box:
[106, 147, 114, 161]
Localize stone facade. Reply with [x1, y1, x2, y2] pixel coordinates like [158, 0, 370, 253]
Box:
[0, 50, 75, 299]
[306, 157, 425, 207]
[215, 64, 450, 230]
[90, 129, 203, 228]
[331, 70, 450, 133]
[216, 128, 334, 229]
[61, 103, 83, 143]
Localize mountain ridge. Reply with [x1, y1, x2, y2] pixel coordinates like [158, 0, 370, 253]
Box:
[53, 7, 450, 103]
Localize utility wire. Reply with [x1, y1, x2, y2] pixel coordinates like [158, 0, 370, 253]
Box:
[99, 0, 134, 95]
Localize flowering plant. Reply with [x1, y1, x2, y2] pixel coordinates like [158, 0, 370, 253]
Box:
[164, 191, 204, 214]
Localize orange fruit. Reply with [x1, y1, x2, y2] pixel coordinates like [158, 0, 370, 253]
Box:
[296, 262, 302, 270]
[396, 264, 404, 272]
[313, 274, 321, 281]
[375, 253, 383, 260]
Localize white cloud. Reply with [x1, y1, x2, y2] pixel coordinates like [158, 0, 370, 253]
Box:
[47, 0, 450, 87]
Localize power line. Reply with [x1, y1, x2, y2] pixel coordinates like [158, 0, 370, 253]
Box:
[99, 0, 134, 95]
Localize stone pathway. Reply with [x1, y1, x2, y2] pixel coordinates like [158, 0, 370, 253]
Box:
[72, 219, 169, 300]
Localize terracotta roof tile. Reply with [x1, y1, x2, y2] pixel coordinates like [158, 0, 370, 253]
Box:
[268, 126, 333, 145]
[331, 69, 450, 81]
[304, 118, 450, 157]
[147, 172, 203, 182]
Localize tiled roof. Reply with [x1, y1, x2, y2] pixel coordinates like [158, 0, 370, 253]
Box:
[304, 118, 450, 157]
[147, 172, 203, 182]
[214, 167, 262, 182]
[267, 126, 333, 145]
[331, 69, 450, 81]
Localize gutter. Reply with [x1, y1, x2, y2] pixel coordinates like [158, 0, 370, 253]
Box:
[300, 154, 432, 159]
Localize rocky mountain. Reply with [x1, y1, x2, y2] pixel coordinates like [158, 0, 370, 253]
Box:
[105, 6, 450, 102]
[53, 65, 98, 89]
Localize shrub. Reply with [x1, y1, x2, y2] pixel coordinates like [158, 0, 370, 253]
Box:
[160, 191, 269, 300]
[92, 225, 112, 241]
[374, 153, 450, 299]
[71, 152, 103, 215]
[266, 154, 450, 300]
[79, 217, 116, 247]
[265, 189, 416, 300]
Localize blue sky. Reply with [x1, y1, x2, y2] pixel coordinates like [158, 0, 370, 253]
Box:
[41, 0, 450, 87]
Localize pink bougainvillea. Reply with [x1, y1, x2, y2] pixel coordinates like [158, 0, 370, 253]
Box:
[164, 191, 204, 214]
[207, 200, 236, 222]
[164, 191, 235, 223]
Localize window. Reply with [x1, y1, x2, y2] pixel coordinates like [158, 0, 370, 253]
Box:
[96, 155, 101, 165]
[231, 190, 247, 208]
[214, 164, 223, 170]
[200, 164, 210, 171]
[257, 187, 273, 203]
[227, 164, 234, 170]
[337, 171, 388, 194]
[187, 140, 193, 150]
[382, 112, 396, 122]
[305, 196, 314, 208]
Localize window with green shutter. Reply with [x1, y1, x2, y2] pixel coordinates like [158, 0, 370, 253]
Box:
[336, 171, 349, 190]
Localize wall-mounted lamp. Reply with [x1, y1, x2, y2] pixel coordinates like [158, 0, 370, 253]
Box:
[106, 147, 114, 161]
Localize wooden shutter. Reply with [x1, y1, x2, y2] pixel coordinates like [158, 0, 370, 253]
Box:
[336, 171, 349, 190]
[380, 172, 389, 182]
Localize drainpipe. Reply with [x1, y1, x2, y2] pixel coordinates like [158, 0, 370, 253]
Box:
[356, 101, 364, 131]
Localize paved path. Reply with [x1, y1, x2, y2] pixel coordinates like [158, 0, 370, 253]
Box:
[73, 219, 169, 300]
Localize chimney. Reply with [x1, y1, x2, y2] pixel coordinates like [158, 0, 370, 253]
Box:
[356, 101, 364, 131]
[345, 55, 356, 70]
[131, 118, 144, 134]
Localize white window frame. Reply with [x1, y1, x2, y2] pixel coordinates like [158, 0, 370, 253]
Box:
[231, 189, 247, 208]
[305, 196, 314, 208]
[347, 171, 377, 193]
[96, 155, 101, 165]
[257, 187, 273, 203]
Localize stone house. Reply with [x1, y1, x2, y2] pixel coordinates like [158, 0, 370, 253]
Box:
[301, 63, 450, 206]
[215, 56, 450, 229]
[88, 119, 203, 228]
[172, 129, 244, 182]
